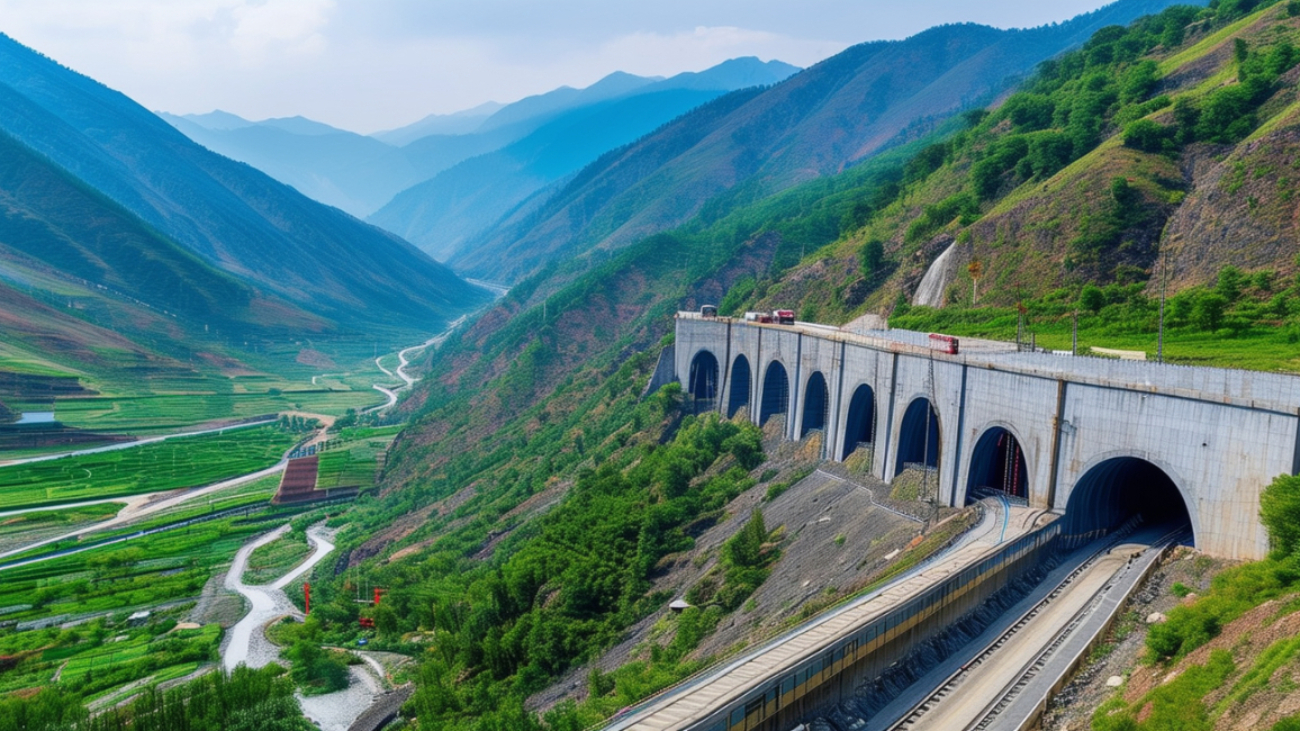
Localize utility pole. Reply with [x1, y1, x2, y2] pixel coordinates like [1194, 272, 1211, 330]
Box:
[1072, 309, 1079, 356]
[1158, 250, 1167, 363]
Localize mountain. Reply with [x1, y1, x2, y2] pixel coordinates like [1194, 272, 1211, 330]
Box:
[160, 63, 794, 220]
[448, 0, 1195, 284]
[369, 57, 801, 260]
[0, 32, 486, 333]
[161, 111, 424, 217]
[371, 101, 504, 146]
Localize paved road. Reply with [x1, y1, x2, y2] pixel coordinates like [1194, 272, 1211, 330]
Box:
[0, 418, 278, 468]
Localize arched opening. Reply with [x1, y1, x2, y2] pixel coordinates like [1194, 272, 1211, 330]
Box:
[727, 355, 751, 418]
[895, 398, 940, 476]
[966, 427, 1028, 504]
[759, 361, 789, 426]
[1063, 457, 1193, 544]
[841, 385, 876, 460]
[688, 350, 719, 410]
[800, 372, 828, 438]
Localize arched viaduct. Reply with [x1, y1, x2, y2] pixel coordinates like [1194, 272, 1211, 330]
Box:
[674, 313, 1300, 560]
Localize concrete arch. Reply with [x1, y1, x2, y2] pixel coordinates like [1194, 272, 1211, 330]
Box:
[688, 349, 720, 403]
[895, 397, 941, 476]
[964, 424, 1029, 504]
[1062, 455, 1195, 546]
[760, 360, 790, 426]
[801, 372, 829, 438]
[728, 354, 752, 418]
[841, 383, 876, 461]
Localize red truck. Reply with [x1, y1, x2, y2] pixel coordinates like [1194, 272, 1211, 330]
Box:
[928, 333, 960, 355]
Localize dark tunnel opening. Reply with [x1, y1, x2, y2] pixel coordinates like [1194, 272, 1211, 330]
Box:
[895, 398, 940, 476]
[801, 372, 828, 438]
[841, 384, 876, 460]
[1063, 457, 1193, 543]
[760, 361, 789, 426]
[966, 427, 1028, 503]
[728, 355, 751, 418]
[688, 350, 719, 403]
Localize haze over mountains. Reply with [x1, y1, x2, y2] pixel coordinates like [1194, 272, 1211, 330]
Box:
[158, 58, 800, 227]
[446, 0, 1197, 284]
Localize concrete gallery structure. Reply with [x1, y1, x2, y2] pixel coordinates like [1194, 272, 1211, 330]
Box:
[672, 313, 1300, 560]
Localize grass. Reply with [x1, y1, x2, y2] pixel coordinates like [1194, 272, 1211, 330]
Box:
[315, 425, 400, 490]
[0, 424, 296, 511]
[892, 305, 1300, 373]
[242, 529, 311, 585]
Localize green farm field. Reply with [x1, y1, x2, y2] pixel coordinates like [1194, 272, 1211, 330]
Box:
[0, 424, 297, 511]
[315, 425, 400, 491]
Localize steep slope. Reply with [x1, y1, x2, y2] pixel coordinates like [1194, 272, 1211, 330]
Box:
[370, 88, 730, 260]
[370, 58, 800, 259]
[0, 129, 282, 330]
[451, 0, 1194, 284]
[0, 33, 485, 333]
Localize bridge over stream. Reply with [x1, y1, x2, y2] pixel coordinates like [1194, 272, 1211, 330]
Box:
[673, 312, 1300, 560]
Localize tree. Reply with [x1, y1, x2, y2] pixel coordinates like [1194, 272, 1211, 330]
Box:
[1192, 292, 1228, 331]
[1123, 119, 1172, 153]
[725, 508, 767, 569]
[1079, 284, 1106, 313]
[1261, 474, 1300, 557]
[859, 239, 885, 278]
[1216, 266, 1244, 302]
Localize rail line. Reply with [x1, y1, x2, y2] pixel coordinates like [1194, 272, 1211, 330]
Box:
[885, 523, 1182, 731]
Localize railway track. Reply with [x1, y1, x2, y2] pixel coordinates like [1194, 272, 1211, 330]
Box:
[885, 524, 1183, 731]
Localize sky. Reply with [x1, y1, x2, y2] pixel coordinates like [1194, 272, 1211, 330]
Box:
[0, 0, 1117, 134]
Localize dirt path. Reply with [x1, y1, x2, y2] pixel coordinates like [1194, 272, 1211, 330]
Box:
[366, 315, 468, 413]
[221, 523, 336, 671]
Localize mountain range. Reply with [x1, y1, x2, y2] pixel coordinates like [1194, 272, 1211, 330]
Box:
[0, 31, 487, 382]
[158, 58, 800, 225]
[446, 0, 1197, 284]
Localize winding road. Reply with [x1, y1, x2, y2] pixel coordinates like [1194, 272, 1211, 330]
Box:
[367, 315, 468, 412]
[222, 523, 336, 671]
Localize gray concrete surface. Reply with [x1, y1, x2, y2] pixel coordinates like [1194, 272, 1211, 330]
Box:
[675, 314, 1298, 559]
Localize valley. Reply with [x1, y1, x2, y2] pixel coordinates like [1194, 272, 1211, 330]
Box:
[8, 1, 1300, 730]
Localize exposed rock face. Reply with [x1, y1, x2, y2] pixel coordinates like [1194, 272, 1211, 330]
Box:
[1161, 127, 1300, 290]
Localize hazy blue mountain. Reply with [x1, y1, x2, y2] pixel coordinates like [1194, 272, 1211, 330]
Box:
[449, 0, 1198, 283]
[160, 112, 422, 217]
[370, 57, 802, 259]
[0, 32, 486, 332]
[372, 101, 504, 146]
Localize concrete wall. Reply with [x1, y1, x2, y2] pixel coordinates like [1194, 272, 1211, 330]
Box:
[674, 314, 1300, 560]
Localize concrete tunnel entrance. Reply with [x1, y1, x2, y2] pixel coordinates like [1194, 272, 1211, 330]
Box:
[841, 384, 876, 461]
[760, 361, 789, 426]
[895, 397, 940, 474]
[688, 350, 719, 410]
[966, 427, 1028, 503]
[728, 355, 751, 418]
[801, 372, 828, 438]
[1063, 457, 1193, 543]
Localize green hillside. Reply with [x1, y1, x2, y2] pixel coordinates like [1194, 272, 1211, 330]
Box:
[272, 4, 1300, 731]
